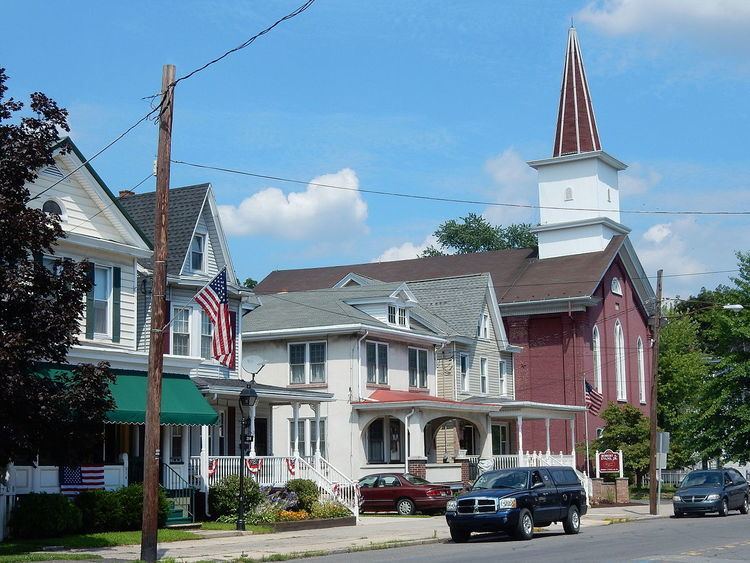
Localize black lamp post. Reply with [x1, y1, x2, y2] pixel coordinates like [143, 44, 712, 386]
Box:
[237, 383, 258, 531]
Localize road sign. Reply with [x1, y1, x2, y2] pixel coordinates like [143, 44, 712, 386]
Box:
[657, 432, 670, 454]
[656, 452, 667, 470]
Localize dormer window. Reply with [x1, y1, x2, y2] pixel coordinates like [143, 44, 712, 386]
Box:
[388, 305, 396, 324]
[564, 187, 573, 201]
[398, 307, 407, 327]
[478, 313, 489, 339]
[191, 235, 205, 272]
[611, 277, 623, 296]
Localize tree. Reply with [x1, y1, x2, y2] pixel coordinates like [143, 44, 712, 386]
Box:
[243, 277, 257, 289]
[592, 403, 651, 485]
[420, 213, 537, 257]
[0, 69, 114, 469]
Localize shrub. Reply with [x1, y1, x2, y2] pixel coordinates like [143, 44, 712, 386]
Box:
[285, 479, 319, 513]
[209, 474, 262, 518]
[10, 493, 82, 539]
[76, 490, 123, 532]
[115, 483, 169, 530]
[310, 501, 351, 520]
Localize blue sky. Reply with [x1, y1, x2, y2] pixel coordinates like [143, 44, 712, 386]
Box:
[6, 1, 750, 296]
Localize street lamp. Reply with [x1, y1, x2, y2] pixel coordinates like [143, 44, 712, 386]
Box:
[237, 384, 258, 531]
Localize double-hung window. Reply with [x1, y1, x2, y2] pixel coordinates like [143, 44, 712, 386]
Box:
[93, 266, 111, 336]
[289, 420, 306, 456]
[480, 357, 488, 394]
[387, 305, 396, 324]
[310, 419, 327, 458]
[460, 354, 469, 393]
[200, 311, 213, 359]
[366, 342, 388, 384]
[289, 342, 327, 384]
[289, 343, 307, 383]
[409, 348, 428, 388]
[478, 313, 489, 339]
[309, 342, 326, 383]
[398, 307, 407, 327]
[191, 235, 205, 272]
[172, 307, 191, 356]
[498, 360, 507, 396]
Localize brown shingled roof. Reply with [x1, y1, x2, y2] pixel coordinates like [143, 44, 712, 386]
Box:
[255, 236, 626, 304]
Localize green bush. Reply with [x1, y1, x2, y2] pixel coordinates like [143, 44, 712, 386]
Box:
[115, 483, 169, 530]
[209, 474, 262, 518]
[10, 493, 82, 539]
[310, 501, 351, 519]
[76, 490, 123, 532]
[285, 479, 319, 513]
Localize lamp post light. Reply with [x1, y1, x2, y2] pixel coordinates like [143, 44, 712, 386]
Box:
[237, 384, 258, 531]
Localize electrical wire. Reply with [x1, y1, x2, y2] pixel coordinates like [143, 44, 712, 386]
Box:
[171, 159, 750, 217]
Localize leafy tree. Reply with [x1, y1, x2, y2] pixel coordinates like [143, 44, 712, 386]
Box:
[0, 69, 114, 470]
[243, 277, 258, 289]
[592, 403, 651, 485]
[420, 213, 537, 257]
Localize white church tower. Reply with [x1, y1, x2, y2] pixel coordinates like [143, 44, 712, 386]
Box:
[529, 26, 630, 259]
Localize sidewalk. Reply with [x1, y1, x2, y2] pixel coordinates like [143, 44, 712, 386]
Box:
[67, 505, 672, 562]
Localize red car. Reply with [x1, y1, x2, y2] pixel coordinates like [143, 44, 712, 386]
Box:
[358, 473, 453, 515]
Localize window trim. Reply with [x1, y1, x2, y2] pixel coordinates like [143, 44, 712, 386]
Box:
[387, 305, 396, 324]
[288, 341, 327, 385]
[480, 357, 488, 395]
[190, 234, 206, 273]
[366, 340, 389, 385]
[614, 320, 627, 401]
[459, 353, 469, 393]
[170, 304, 193, 357]
[93, 265, 113, 339]
[498, 359, 507, 396]
[478, 313, 490, 339]
[637, 336, 646, 404]
[592, 325, 602, 392]
[200, 310, 214, 360]
[42, 198, 67, 222]
[408, 346, 429, 388]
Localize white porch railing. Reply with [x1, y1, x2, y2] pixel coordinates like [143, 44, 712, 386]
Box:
[470, 452, 577, 471]
[189, 455, 360, 521]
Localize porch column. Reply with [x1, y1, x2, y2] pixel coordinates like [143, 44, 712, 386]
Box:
[407, 410, 425, 458]
[292, 402, 300, 457]
[181, 426, 190, 473]
[200, 425, 209, 492]
[162, 426, 172, 465]
[545, 418, 551, 455]
[479, 414, 493, 458]
[516, 415, 524, 467]
[313, 403, 321, 460]
[249, 404, 257, 458]
[569, 418, 575, 457]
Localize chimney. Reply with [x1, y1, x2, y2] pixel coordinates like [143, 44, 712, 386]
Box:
[119, 189, 135, 199]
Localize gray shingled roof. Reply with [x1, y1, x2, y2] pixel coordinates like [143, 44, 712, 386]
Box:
[118, 184, 209, 274]
[243, 282, 452, 338]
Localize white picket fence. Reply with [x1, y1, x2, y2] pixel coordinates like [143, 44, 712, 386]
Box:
[0, 484, 14, 542]
[469, 452, 576, 471]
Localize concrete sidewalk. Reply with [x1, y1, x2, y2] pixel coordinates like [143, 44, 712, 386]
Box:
[67, 505, 672, 562]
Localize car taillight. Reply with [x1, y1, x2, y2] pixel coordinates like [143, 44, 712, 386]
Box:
[426, 488, 449, 497]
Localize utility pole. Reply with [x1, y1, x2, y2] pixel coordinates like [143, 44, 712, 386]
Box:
[140, 64, 175, 563]
[648, 269, 663, 516]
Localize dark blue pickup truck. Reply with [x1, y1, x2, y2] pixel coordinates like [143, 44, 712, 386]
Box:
[445, 466, 587, 542]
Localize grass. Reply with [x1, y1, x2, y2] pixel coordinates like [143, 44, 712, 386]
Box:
[199, 521, 272, 533]
[0, 528, 199, 558]
[630, 486, 676, 500]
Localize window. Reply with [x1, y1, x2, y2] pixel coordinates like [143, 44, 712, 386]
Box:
[170, 427, 183, 464]
[43, 255, 64, 276]
[596, 427, 604, 439]
[460, 354, 469, 393]
[409, 348, 428, 388]
[480, 358, 488, 394]
[310, 419, 327, 458]
[564, 187, 573, 201]
[42, 199, 63, 218]
[592, 325, 602, 392]
[492, 424, 509, 455]
[366, 342, 388, 384]
[478, 313, 490, 339]
[93, 266, 111, 336]
[200, 311, 213, 360]
[190, 235, 205, 272]
[388, 305, 396, 324]
[367, 420, 385, 463]
[637, 337, 646, 404]
[288, 418, 327, 458]
[289, 420, 306, 456]
[289, 343, 306, 383]
[379, 475, 400, 487]
[309, 343, 326, 383]
[398, 307, 407, 327]
[611, 277, 623, 296]
[498, 360, 507, 395]
[172, 307, 191, 356]
[614, 320, 627, 400]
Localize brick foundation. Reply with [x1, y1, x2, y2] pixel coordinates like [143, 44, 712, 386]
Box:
[408, 457, 427, 479]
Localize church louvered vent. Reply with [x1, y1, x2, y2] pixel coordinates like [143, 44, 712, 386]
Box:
[42, 165, 64, 177]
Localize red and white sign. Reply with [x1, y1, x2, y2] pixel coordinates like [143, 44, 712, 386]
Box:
[596, 449, 624, 478]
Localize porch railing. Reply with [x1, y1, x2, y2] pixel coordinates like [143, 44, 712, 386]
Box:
[162, 463, 196, 523]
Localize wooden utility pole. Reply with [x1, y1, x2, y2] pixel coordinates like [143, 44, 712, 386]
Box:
[140, 64, 175, 563]
[648, 269, 663, 516]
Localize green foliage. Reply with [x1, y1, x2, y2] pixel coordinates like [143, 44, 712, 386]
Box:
[113, 484, 168, 530]
[285, 479, 319, 513]
[209, 474, 262, 518]
[10, 493, 82, 539]
[420, 213, 537, 257]
[592, 403, 651, 482]
[76, 490, 123, 533]
[243, 277, 258, 289]
[309, 501, 351, 519]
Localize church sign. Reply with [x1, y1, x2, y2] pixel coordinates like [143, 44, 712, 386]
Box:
[596, 449, 623, 478]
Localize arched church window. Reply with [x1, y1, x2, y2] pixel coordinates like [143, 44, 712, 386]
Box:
[611, 277, 623, 296]
[43, 199, 63, 218]
[614, 320, 627, 401]
[564, 187, 573, 201]
[592, 325, 602, 392]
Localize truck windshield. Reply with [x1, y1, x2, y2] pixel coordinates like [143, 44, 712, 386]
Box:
[472, 470, 528, 490]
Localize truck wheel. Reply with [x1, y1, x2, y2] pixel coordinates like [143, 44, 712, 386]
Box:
[718, 498, 729, 517]
[396, 497, 416, 516]
[450, 527, 470, 543]
[563, 506, 580, 534]
[513, 508, 534, 540]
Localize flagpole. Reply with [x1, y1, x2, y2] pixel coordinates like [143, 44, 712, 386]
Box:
[160, 267, 226, 332]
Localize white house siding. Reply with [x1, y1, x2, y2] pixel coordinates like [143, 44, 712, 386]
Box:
[179, 207, 225, 278]
[355, 303, 388, 324]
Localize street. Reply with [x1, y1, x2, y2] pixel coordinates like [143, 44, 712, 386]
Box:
[299, 513, 750, 562]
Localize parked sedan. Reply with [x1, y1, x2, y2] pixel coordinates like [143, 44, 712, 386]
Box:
[358, 473, 453, 515]
[673, 468, 749, 518]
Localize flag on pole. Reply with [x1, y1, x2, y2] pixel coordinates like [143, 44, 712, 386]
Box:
[195, 268, 234, 367]
[585, 380, 604, 416]
[59, 465, 105, 496]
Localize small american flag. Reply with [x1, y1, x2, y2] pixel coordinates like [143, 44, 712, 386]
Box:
[585, 380, 604, 416]
[59, 465, 105, 496]
[195, 268, 234, 367]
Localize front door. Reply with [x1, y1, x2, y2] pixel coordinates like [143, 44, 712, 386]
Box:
[254, 418, 268, 456]
[492, 424, 510, 455]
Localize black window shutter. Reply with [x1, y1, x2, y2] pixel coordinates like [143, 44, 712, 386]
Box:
[112, 267, 121, 343]
[85, 262, 95, 339]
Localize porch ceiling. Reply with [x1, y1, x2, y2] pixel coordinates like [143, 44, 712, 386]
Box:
[491, 400, 586, 420]
[193, 376, 334, 405]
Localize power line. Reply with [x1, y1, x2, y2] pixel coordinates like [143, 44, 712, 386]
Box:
[171, 159, 750, 217]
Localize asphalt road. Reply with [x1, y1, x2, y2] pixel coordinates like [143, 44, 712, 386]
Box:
[298, 512, 750, 562]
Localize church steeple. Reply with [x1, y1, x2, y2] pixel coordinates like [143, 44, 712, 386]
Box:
[553, 26, 601, 157]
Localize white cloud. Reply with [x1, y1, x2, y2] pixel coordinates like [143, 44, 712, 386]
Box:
[218, 168, 368, 239]
[482, 148, 537, 225]
[620, 163, 661, 196]
[642, 223, 671, 243]
[577, 0, 750, 46]
[373, 235, 437, 263]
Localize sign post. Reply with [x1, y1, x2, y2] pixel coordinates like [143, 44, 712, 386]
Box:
[655, 432, 670, 515]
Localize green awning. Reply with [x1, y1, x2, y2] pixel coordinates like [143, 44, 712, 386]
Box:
[36, 365, 218, 426]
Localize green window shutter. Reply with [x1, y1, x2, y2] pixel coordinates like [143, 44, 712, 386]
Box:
[85, 262, 95, 339]
[112, 267, 121, 343]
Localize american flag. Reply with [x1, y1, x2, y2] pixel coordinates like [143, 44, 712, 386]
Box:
[585, 380, 604, 416]
[59, 465, 105, 496]
[195, 268, 234, 367]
